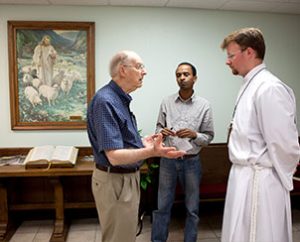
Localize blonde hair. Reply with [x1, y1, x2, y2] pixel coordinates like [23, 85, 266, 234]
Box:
[221, 27, 265, 60]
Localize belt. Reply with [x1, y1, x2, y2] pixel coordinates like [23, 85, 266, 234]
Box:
[96, 163, 139, 174]
[178, 154, 199, 160]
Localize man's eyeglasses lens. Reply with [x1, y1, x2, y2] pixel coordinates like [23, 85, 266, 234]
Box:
[123, 64, 145, 70]
[227, 48, 246, 60]
[136, 64, 145, 70]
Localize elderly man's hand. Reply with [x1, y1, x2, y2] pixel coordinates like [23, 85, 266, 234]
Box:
[143, 133, 185, 158]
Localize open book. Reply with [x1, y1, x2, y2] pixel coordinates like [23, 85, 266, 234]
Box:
[24, 145, 79, 169]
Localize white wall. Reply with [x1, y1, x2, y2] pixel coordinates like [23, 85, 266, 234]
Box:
[0, 5, 299, 147]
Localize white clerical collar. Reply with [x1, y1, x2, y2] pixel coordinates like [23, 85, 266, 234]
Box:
[243, 63, 266, 84]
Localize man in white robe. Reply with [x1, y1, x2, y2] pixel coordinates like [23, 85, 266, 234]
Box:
[32, 35, 57, 86]
[220, 27, 300, 242]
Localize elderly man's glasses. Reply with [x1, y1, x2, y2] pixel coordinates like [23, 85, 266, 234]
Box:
[123, 63, 145, 70]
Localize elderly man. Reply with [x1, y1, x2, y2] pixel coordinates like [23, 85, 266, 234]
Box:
[87, 50, 185, 242]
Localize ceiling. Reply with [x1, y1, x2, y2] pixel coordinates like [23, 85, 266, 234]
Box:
[0, 0, 300, 15]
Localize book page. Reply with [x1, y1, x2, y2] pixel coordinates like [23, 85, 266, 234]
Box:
[29, 145, 55, 162]
[68, 147, 79, 165]
[51, 146, 76, 163]
[170, 137, 193, 152]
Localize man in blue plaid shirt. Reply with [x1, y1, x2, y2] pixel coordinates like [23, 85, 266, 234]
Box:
[87, 50, 185, 242]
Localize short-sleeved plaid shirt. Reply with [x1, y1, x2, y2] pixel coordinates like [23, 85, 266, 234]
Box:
[87, 80, 143, 169]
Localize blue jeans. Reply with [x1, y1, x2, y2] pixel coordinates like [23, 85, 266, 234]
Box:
[151, 155, 201, 242]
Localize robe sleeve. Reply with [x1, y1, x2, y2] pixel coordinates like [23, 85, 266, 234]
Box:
[255, 82, 300, 191]
[32, 45, 41, 66]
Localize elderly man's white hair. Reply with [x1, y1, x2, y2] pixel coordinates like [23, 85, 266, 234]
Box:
[109, 50, 141, 79]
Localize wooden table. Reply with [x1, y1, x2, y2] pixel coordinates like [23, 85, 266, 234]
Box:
[0, 160, 94, 242]
[0, 144, 233, 242]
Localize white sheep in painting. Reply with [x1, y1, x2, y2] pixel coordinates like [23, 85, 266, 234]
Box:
[52, 69, 65, 86]
[21, 65, 32, 74]
[66, 69, 83, 82]
[70, 70, 83, 82]
[24, 86, 42, 107]
[38, 84, 60, 106]
[32, 78, 41, 89]
[22, 73, 33, 86]
[60, 77, 73, 95]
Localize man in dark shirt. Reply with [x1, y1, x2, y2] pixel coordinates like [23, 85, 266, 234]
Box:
[87, 50, 185, 242]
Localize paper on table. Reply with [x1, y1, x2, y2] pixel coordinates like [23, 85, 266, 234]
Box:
[0, 155, 26, 166]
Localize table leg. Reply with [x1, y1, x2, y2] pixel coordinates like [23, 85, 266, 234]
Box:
[0, 182, 9, 241]
[49, 178, 68, 242]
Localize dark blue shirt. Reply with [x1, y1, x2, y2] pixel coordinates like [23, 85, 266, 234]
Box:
[87, 80, 144, 169]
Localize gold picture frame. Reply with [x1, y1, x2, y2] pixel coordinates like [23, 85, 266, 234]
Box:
[8, 21, 95, 130]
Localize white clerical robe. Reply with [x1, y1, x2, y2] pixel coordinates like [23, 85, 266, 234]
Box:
[222, 63, 300, 242]
[32, 44, 57, 86]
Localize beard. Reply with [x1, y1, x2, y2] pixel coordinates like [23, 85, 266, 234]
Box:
[231, 67, 239, 75]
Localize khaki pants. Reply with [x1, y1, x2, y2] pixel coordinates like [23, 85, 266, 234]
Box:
[92, 167, 140, 242]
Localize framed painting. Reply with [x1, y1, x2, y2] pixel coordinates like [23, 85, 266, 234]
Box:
[8, 21, 95, 130]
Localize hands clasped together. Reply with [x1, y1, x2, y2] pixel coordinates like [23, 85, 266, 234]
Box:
[161, 127, 197, 139]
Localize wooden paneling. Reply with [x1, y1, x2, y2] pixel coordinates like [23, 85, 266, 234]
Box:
[1, 144, 298, 240]
[200, 144, 231, 184]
